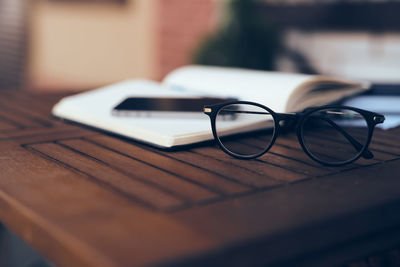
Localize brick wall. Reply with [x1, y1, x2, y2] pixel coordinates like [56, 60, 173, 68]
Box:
[156, 0, 218, 79]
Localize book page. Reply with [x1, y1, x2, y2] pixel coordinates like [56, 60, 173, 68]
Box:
[52, 80, 216, 147]
[286, 77, 369, 112]
[52, 69, 370, 148]
[163, 65, 313, 113]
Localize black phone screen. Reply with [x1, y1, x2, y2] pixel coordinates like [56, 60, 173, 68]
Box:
[113, 97, 235, 112]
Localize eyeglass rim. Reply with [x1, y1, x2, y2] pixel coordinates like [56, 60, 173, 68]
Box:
[204, 101, 385, 165]
[296, 105, 376, 166]
[206, 101, 280, 159]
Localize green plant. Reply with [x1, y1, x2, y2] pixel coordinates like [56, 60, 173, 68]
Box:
[193, 0, 280, 70]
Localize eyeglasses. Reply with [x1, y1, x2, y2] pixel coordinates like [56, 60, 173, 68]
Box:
[203, 101, 385, 166]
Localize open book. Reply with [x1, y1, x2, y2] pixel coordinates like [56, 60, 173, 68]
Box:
[52, 66, 370, 148]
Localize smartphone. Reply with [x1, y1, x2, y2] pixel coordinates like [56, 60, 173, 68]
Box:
[112, 97, 236, 119]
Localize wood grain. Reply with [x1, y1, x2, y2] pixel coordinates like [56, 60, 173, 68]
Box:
[86, 135, 250, 195]
[0, 90, 399, 267]
[0, 142, 215, 267]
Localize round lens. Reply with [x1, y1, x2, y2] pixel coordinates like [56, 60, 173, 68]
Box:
[215, 103, 275, 157]
[301, 108, 369, 164]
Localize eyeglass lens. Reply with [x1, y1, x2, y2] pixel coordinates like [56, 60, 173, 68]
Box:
[301, 108, 369, 164]
[215, 103, 275, 157]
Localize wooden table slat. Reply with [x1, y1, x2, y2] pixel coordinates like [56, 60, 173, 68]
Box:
[60, 138, 226, 202]
[158, 149, 281, 188]
[29, 142, 188, 211]
[86, 135, 251, 195]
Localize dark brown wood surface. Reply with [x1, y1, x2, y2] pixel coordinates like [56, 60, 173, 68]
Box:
[1, 90, 400, 266]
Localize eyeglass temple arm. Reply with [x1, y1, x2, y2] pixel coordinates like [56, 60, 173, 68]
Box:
[279, 112, 373, 159]
[218, 110, 269, 115]
[233, 110, 373, 159]
[312, 116, 374, 159]
[217, 109, 373, 159]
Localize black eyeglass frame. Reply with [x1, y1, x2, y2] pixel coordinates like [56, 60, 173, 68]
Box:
[204, 101, 385, 166]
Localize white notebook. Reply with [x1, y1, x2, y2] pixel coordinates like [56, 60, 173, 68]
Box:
[52, 65, 370, 148]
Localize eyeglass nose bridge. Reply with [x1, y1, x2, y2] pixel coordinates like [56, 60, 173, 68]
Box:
[275, 113, 300, 129]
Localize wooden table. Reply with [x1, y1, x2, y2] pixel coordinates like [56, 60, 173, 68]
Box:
[1, 90, 400, 267]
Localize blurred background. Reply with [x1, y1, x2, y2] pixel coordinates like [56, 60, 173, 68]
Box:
[0, 0, 399, 92]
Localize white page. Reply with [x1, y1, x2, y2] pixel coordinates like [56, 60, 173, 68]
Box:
[163, 65, 313, 113]
[52, 80, 216, 147]
[53, 66, 371, 148]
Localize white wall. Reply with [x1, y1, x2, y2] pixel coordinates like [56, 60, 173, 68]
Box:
[28, 0, 157, 91]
